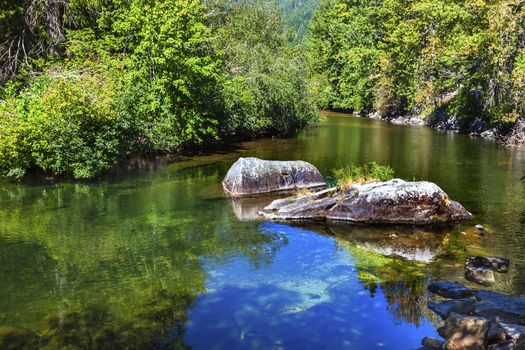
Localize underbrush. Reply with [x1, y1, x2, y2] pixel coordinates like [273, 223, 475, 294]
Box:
[333, 162, 395, 190]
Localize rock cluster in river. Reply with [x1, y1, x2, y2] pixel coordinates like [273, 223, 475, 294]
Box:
[465, 257, 510, 286]
[259, 179, 472, 225]
[390, 116, 426, 126]
[420, 280, 525, 350]
[222, 157, 326, 196]
[367, 110, 525, 146]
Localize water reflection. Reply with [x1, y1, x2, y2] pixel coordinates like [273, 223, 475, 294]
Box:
[229, 196, 282, 221]
[186, 223, 438, 350]
[2, 114, 525, 348]
[0, 180, 287, 348]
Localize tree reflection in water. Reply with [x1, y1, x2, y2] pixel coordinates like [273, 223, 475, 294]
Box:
[0, 180, 288, 349]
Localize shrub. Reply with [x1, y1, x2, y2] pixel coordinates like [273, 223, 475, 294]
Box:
[0, 66, 132, 179]
[333, 162, 395, 190]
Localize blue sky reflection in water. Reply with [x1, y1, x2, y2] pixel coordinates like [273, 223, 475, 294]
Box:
[185, 222, 437, 350]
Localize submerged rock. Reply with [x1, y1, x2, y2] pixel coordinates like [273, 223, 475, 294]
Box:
[260, 179, 471, 224]
[468, 257, 510, 273]
[466, 266, 496, 286]
[422, 336, 445, 349]
[222, 157, 326, 196]
[465, 256, 510, 286]
[428, 281, 475, 299]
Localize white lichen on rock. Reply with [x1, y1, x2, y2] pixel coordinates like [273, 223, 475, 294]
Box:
[222, 157, 326, 196]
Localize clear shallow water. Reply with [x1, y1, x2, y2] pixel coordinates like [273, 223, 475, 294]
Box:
[1, 113, 525, 349]
[186, 222, 437, 350]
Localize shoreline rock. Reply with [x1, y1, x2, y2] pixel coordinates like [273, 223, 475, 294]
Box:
[428, 298, 476, 319]
[428, 281, 475, 299]
[443, 312, 490, 350]
[259, 179, 472, 225]
[390, 116, 426, 126]
[222, 157, 326, 196]
[356, 111, 525, 147]
[423, 280, 525, 350]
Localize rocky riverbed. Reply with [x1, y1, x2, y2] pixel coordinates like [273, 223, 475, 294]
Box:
[420, 279, 525, 350]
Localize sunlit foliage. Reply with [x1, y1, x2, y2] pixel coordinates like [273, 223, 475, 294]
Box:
[0, 0, 319, 179]
[310, 0, 525, 126]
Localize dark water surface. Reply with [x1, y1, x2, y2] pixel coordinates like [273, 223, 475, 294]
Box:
[2, 112, 525, 349]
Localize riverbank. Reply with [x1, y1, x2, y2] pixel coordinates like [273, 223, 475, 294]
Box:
[419, 280, 525, 350]
[334, 108, 525, 146]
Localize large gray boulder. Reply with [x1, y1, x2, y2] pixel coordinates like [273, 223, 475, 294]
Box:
[259, 179, 471, 224]
[222, 157, 326, 196]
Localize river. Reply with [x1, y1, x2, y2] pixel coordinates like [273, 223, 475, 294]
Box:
[1, 112, 525, 349]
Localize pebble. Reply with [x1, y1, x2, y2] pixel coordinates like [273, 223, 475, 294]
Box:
[421, 337, 445, 349]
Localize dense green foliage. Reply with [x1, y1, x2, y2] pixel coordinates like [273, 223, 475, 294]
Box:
[210, 1, 318, 135]
[310, 0, 525, 126]
[0, 0, 319, 179]
[333, 162, 395, 189]
[5, 0, 525, 179]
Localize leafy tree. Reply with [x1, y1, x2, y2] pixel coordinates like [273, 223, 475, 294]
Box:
[0, 0, 320, 179]
[210, 0, 318, 136]
[309, 0, 381, 112]
[277, 0, 321, 42]
[310, 0, 525, 126]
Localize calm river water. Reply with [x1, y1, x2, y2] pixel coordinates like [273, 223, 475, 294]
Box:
[2, 112, 525, 349]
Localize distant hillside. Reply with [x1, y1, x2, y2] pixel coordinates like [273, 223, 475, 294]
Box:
[277, 0, 320, 41]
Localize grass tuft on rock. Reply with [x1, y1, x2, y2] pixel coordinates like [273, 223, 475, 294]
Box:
[333, 162, 395, 190]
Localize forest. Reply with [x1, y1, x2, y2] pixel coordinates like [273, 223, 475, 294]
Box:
[309, 0, 525, 127]
[1, 0, 525, 179]
[0, 0, 318, 179]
